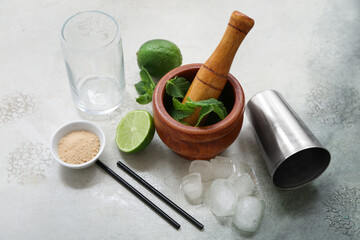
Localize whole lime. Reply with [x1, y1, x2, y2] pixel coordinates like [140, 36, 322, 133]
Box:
[137, 39, 182, 79]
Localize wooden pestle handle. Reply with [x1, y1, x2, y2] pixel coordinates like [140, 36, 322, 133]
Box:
[182, 11, 254, 126]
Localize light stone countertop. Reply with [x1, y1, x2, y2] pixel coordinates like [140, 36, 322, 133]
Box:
[0, 0, 359, 239]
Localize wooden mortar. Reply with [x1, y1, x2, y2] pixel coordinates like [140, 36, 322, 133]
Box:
[153, 64, 245, 160]
[182, 11, 254, 126]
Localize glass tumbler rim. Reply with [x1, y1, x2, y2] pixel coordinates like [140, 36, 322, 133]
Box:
[61, 10, 121, 52]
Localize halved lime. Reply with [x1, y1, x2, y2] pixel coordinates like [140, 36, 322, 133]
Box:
[115, 110, 155, 153]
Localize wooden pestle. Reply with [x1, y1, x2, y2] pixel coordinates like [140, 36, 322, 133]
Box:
[182, 11, 254, 126]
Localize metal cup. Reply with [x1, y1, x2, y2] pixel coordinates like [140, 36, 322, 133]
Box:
[246, 90, 331, 190]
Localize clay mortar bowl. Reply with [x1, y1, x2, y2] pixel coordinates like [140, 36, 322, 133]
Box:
[153, 64, 245, 160]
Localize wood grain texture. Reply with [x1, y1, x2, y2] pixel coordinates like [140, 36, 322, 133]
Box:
[152, 64, 245, 160]
[182, 11, 254, 126]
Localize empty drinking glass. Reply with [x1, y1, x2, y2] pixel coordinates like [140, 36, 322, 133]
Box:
[61, 10, 125, 115]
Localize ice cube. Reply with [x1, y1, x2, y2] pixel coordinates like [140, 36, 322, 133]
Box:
[182, 173, 203, 205]
[210, 156, 235, 179]
[233, 196, 263, 232]
[189, 160, 213, 181]
[206, 179, 238, 216]
[230, 173, 256, 197]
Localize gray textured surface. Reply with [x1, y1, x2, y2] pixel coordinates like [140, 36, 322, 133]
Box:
[0, 0, 359, 239]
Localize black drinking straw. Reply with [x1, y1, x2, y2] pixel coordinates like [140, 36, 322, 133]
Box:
[96, 160, 180, 230]
[117, 161, 204, 230]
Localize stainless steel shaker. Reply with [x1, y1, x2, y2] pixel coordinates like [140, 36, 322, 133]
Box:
[246, 90, 331, 189]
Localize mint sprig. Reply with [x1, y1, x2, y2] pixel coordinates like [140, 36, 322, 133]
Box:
[185, 97, 227, 126]
[165, 77, 227, 126]
[135, 67, 156, 104]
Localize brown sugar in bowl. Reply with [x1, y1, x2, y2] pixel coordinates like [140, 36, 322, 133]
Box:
[152, 63, 245, 160]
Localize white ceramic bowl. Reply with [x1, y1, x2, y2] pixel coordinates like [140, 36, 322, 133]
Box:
[50, 120, 105, 169]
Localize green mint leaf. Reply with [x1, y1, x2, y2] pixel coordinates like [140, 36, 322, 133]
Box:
[134, 67, 156, 104]
[170, 97, 194, 121]
[186, 97, 228, 126]
[212, 104, 226, 120]
[140, 67, 155, 89]
[195, 105, 213, 127]
[136, 94, 151, 104]
[135, 81, 146, 95]
[185, 97, 224, 109]
[172, 97, 194, 113]
[136, 87, 153, 104]
[165, 77, 190, 98]
[170, 109, 191, 121]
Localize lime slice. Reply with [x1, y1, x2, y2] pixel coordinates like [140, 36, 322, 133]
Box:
[115, 110, 155, 153]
